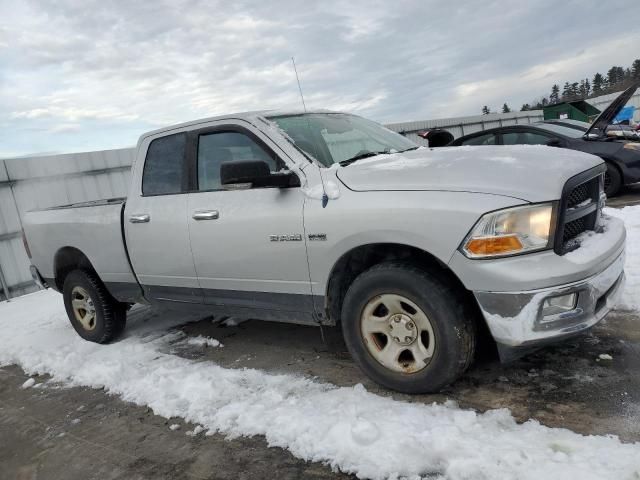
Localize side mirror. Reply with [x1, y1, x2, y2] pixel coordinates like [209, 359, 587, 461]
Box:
[220, 160, 300, 189]
[546, 138, 563, 147]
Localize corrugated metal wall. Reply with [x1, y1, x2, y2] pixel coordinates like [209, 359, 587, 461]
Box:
[0, 148, 135, 301]
[589, 91, 640, 123]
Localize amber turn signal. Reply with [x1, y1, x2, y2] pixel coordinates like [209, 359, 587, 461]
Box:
[465, 235, 523, 256]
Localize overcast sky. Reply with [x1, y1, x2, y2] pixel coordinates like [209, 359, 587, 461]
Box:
[1, 0, 639, 157]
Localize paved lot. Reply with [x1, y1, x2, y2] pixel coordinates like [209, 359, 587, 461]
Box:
[1, 190, 639, 480]
[607, 183, 640, 208]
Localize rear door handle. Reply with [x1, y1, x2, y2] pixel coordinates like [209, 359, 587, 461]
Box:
[192, 210, 219, 221]
[129, 214, 150, 223]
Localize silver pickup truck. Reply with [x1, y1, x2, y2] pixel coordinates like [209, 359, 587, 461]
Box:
[23, 111, 626, 393]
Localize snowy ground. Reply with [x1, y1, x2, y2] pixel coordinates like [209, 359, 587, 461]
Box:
[1, 206, 640, 479]
[607, 206, 640, 311]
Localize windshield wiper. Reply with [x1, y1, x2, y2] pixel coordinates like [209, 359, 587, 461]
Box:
[339, 150, 390, 167]
[399, 146, 419, 153]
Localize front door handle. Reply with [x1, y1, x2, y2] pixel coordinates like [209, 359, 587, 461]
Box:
[129, 214, 150, 223]
[192, 210, 219, 221]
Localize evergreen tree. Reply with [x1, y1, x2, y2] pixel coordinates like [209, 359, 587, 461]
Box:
[502, 103, 511, 113]
[607, 67, 618, 87]
[514, 59, 638, 115]
[550, 84, 560, 104]
[632, 59, 640, 80]
[606, 66, 624, 89]
[570, 82, 579, 100]
[592, 73, 604, 96]
[617, 66, 626, 83]
[579, 80, 587, 99]
[481, 105, 490, 115]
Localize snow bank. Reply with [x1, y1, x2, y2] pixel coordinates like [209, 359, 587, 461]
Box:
[1, 291, 639, 479]
[564, 215, 625, 264]
[21, 377, 36, 389]
[221, 316, 248, 327]
[606, 206, 640, 311]
[186, 335, 222, 348]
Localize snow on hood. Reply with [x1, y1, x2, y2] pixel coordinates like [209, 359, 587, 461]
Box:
[336, 145, 603, 202]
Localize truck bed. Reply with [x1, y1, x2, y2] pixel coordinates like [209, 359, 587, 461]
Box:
[23, 198, 140, 301]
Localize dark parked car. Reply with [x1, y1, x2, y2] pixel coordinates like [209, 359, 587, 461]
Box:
[449, 85, 640, 196]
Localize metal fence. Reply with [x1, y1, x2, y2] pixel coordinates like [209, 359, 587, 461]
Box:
[0, 148, 135, 301]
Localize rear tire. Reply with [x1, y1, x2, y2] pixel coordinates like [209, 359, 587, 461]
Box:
[604, 163, 622, 197]
[341, 263, 476, 394]
[62, 270, 126, 343]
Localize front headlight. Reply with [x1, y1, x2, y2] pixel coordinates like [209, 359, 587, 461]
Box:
[461, 203, 556, 258]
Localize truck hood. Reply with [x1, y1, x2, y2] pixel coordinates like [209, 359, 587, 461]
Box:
[335, 145, 603, 202]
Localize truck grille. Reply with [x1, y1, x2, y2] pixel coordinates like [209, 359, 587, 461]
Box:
[555, 167, 604, 255]
[563, 217, 587, 243]
[567, 184, 590, 208]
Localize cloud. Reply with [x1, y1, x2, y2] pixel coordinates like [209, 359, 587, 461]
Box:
[1, 0, 639, 155]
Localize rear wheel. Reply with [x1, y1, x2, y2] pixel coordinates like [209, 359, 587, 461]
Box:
[63, 270, 126, 343]
[341, 263, 476, 393]
[604, 163, 622, 197]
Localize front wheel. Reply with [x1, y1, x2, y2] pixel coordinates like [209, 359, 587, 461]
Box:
[604, 163, 622, 197]
[341, 263, 476, 393]
[63, 270, 126, 343]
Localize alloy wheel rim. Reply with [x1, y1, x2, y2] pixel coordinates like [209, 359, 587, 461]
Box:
[71, 286, 97, 331]
[360, 293, 435, 374]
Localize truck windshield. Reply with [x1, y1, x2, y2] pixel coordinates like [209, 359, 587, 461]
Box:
[267, 113, 417, 167]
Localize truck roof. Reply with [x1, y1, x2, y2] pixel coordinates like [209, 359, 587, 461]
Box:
[138, 108, 342, 143]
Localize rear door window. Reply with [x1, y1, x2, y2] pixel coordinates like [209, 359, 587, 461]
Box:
[142, 133, 187, 195]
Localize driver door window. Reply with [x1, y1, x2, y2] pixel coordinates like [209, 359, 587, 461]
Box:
[197, 131, 282, 191]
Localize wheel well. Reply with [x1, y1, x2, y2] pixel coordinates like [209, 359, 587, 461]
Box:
[326, 244, 471, 321]
[606, 159, 622, 174]
[599, 156, 622, 174]
[325, 243, 496, 357]
[53, 247, 96, 291]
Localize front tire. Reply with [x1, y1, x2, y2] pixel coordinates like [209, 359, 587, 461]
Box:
[63, 270, 126, 343]
[604, 163, 622, 197]
[341, 263, 476, 393]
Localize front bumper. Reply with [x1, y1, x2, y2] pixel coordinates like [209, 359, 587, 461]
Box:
[474, 249, 625, 355]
